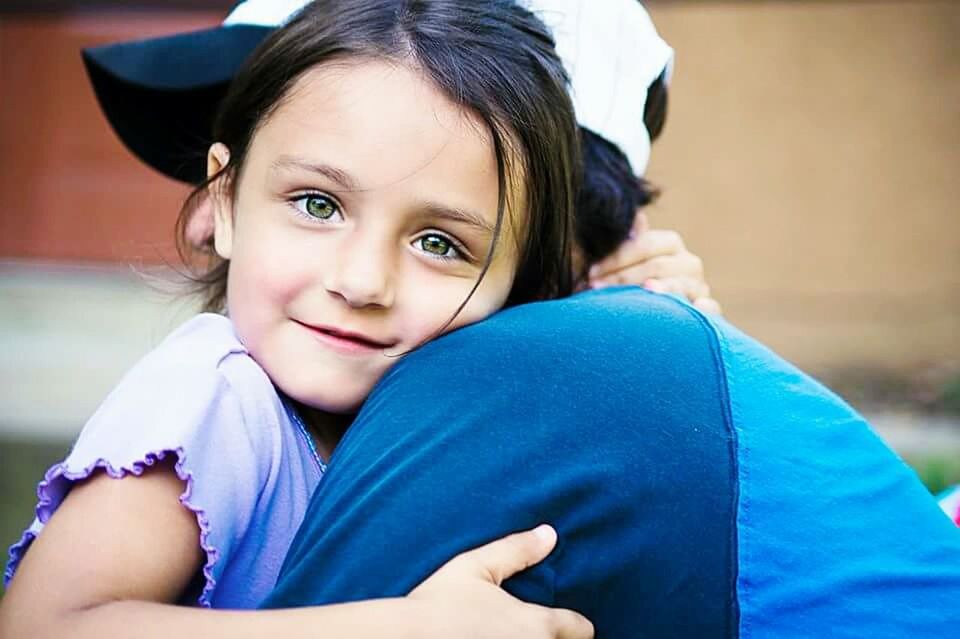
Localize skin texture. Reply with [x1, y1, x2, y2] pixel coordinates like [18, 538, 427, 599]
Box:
[0, 59, 592, 639]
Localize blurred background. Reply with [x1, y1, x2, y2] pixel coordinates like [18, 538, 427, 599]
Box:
[1, 0, 958, 574]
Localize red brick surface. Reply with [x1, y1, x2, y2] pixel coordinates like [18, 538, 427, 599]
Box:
[0, 12, 219, 264]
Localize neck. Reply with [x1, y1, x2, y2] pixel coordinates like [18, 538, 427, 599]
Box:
[294, 401, 354, 462]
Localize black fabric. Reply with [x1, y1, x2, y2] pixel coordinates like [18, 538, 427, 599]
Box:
[81, 24, 269, 183]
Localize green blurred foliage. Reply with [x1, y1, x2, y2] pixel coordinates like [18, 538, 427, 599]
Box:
[910, 454, 960, 496]
[0, 439, 71, 586]
[939, 374, 960, 416]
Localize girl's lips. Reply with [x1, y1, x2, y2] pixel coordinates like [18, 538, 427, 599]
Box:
[294, 320, 396, 354]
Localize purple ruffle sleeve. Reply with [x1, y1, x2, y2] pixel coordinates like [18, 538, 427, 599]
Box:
[5, 314, 323, 608]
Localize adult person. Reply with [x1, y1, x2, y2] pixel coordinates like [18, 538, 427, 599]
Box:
[265, 287, 960, 637]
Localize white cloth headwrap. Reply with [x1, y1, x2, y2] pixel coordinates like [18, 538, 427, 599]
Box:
[523, 0, 673, 175]
[224, 0, 673, 174]
[223, 0, 311, 27]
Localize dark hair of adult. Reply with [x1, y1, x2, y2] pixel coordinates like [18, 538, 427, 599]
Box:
[176, 0, 580, 320]
[573, 70, 668, 279]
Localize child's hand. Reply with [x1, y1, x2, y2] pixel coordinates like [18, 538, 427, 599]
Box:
[587, 212, 722, 315]
[407, 524, 594, 639]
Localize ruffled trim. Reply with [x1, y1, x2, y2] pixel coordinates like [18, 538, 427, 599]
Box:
[4, 448, 219, 607]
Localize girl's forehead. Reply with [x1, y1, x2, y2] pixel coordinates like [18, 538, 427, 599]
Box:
[245, 58, 527, 229]
[259, 60, 493, 185]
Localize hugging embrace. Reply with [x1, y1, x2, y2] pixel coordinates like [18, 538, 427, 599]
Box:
[2, 2, 958, 638]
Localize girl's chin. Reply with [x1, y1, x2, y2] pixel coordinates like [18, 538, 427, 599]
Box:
[286, 386, 370, 416]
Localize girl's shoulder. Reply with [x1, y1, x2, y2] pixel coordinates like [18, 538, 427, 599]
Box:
[5, 314, 323, 607]
[73, 313, 276, 455]
[94, 312, 274, 430]
[121, 312, 253, 391]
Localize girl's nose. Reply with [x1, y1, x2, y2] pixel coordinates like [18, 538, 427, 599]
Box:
[323, 236, 395, 309]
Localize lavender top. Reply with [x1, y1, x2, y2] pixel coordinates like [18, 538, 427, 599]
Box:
[4, 314, 324, 608]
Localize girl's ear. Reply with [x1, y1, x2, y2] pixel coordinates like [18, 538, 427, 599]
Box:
[207, 142, 234, 260]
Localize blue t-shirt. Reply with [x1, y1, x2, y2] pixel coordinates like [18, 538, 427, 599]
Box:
[265, 289, 960, 637]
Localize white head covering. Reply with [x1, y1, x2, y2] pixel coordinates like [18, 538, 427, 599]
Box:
[223, 0, 310, 27]
[225, 0, 673, 174]
[522, 0, 673, 175]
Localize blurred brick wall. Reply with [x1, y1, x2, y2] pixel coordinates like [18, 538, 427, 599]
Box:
[0, 11, 217, 264]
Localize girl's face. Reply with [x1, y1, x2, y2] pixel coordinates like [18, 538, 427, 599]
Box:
[210, 59, 524, 413]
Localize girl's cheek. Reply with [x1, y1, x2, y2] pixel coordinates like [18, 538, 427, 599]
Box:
[400, 270, 509, 341]
[456, 262, 515, 324]
[264, 260, 315, 306]
[444, 295, 503, 334]
[241, 229, 318, 306]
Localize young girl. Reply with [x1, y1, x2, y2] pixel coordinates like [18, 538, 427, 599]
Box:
[0, 1, 593, 637]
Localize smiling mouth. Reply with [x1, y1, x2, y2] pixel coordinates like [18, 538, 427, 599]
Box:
[293, 320, 397, 352]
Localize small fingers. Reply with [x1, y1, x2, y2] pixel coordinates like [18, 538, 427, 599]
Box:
[589, 229, 686, 280]
[643, 279, 724, 316]
[590, 253, 702, 289]
[694, 296, 723, 316]
[542, 605, 595, 639]
[456, 524, 557, 585]
[645, 276, 710, 303]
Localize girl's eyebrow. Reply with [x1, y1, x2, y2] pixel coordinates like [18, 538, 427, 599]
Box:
[270, 155, 359, 190]
[272, 154, 494, 236]
[420, 202, 495, 236]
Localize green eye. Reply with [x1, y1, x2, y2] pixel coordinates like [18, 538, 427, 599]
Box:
[305, 195, 338, 220]
[419, 234, 454, 257]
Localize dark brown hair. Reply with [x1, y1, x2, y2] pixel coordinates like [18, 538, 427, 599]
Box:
[573, 69, 669, 281]
[574, 127, 658, 278]
[177, 0, 580, 316]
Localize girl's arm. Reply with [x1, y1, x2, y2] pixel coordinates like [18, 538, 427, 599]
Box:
[587, 212, 722, 315]
[0, 462, 590, 639]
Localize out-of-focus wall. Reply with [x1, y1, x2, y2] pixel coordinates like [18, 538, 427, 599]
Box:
[646, 0, 960, 375]
[0, 11, 216, 264]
